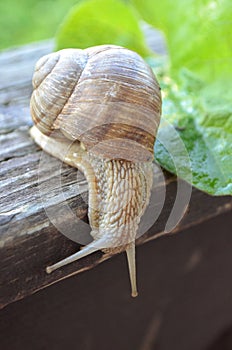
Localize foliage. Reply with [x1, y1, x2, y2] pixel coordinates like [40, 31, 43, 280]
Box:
[56, 0, 149, 56]
[131, 0, 232, 83]
[55, 0, 232, 195]
[155, 68, 232, 195]
[133, 0, 232, 195]
[0, 0, 77, 50]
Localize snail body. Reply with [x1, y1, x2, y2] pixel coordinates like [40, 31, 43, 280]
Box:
[30, 45, 162, 297]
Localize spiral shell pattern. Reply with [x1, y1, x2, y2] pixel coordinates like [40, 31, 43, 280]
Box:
[30, 45, 162, 162]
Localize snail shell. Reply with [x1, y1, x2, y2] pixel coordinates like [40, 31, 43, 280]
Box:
[30, 45, 162, 297]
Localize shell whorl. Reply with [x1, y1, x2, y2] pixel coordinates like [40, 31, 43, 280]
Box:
[30, 45, 162, 162]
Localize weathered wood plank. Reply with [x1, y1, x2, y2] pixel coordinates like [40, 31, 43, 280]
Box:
[0, 40, 54, 106]
[0, 38, 231, 310]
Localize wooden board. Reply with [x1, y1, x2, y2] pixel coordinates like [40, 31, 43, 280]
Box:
[0, 38, 231, 310]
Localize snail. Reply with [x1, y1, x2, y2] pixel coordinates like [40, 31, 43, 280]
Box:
[30, 45, 162, 297]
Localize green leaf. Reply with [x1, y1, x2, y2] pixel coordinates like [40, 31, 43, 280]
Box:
[132, 0, 232, 195]
[55, 0, 232, 195]
[131, 0, 232, 83]
[56, 0, 150, 57]
[154, 74, 232, 195]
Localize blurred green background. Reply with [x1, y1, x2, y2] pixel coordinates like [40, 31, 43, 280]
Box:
[0, 0, 78, 50]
